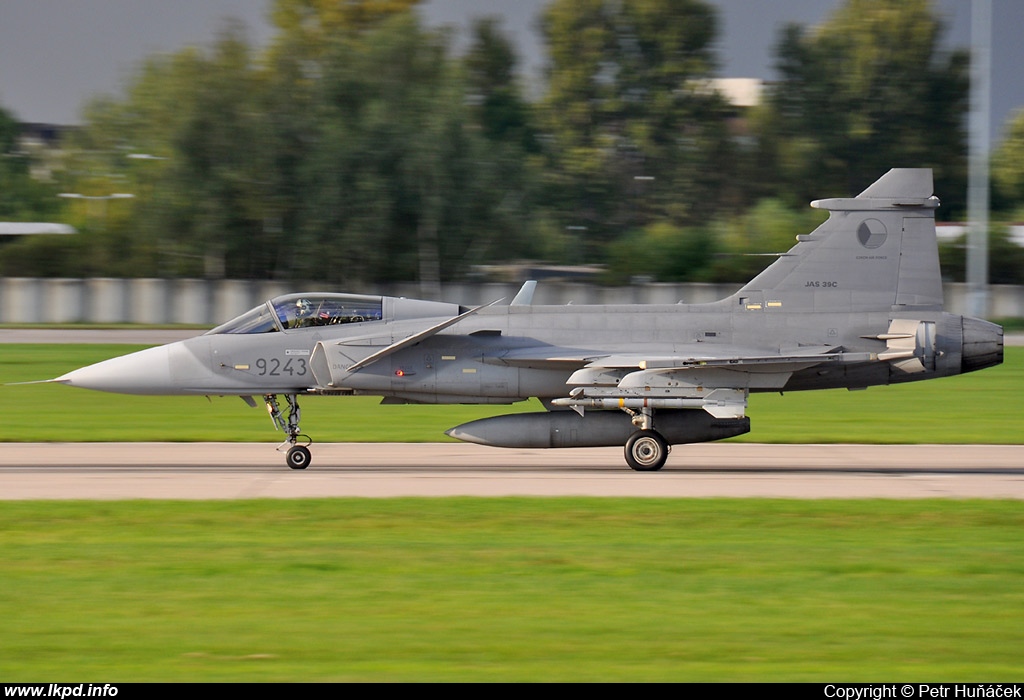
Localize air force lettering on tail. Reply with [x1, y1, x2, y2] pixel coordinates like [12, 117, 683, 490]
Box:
[52, 169, 1004, 470]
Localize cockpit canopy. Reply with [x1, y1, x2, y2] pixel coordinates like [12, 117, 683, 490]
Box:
[207, 293, 384, 335]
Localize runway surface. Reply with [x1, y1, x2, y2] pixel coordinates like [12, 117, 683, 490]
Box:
[2, 442, 1022, 500]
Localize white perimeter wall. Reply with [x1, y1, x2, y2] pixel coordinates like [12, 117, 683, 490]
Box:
[0, 278, 1021, 325]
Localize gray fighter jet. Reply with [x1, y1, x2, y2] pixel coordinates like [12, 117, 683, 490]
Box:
[52, 169, 1004, 470]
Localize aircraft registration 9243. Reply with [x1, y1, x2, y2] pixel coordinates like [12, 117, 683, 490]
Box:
[50, 169, 1003, 471]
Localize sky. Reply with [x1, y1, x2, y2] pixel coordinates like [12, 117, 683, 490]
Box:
[0, 0, 1022, 147]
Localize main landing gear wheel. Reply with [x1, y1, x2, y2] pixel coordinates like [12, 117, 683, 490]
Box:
[625, 430, 669, 471]
[286, 444, 311, 470]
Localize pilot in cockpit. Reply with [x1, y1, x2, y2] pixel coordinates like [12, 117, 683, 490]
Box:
[294, 298, 340, 327]
[292, 298, 319, 328]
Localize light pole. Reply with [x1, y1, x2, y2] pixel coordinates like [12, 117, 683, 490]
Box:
[58, 193, 134, 230]
[633, 175, 654, 229]
[58, 193, 135, 201]
[967, 0, 992, 318]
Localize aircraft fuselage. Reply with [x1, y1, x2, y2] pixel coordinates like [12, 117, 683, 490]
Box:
[50, 169, 1005, 471]
[60, 303, 1001, 400]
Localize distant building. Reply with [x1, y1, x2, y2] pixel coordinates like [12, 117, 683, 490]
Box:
[710, 77, 765, 141]
[15, 122, 74, 181]
[712, 78, 764, 109]
[470, 262, 605, 283]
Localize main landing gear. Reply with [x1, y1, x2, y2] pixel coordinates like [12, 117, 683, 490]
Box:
[621, 406, 670, 472]
[265, 393, 313, 469]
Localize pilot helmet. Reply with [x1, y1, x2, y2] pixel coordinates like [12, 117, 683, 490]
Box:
[296, 298, 312, 315]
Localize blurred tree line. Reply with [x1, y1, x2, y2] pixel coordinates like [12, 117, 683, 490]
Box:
[2, 0, 1024, 286]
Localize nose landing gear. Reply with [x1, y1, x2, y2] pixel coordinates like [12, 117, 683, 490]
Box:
[265, 393, 313, 469]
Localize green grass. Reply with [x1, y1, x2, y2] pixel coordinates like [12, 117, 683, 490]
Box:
[994, 317, 1024, 332]
[1, 499, 1022, 682]
[2, 344, 1021, 443]
[3, 345, 1022, 681]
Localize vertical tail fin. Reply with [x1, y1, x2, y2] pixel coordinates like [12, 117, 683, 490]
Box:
[736, 168, 943, 312]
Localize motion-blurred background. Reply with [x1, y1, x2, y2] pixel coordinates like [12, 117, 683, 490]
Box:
[1, 0, 1022, 307]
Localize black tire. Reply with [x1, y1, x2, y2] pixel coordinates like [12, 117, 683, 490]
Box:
[286, 445, 311, 470]
[624, 430, 668, 471]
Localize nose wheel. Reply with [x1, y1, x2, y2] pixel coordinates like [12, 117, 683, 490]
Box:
[265, 394, 313, 469]
[286, 444, 312, 470]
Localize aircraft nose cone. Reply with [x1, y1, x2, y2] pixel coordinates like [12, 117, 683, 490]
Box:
[55, 345, 174, 395]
